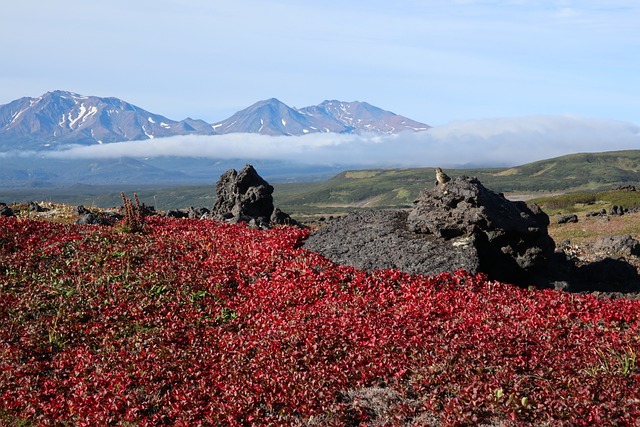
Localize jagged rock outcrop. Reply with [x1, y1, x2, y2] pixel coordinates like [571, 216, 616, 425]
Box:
[211, 164, 297, 228]
[304, 174, 640, 292]
[0, 203, 14, 217]
[407, 176, 555, 284]
[305, 175, 555, 286]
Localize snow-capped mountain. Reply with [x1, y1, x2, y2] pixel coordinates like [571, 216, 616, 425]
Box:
[0, 90, 214, 150]
[298, 100, 430, 134]
[0, 92, 430, 151]
[210, 98, 348, 136]
[212, 98, 431, 136]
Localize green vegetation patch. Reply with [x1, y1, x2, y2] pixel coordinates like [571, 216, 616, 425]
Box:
[344, 171, 379, 179]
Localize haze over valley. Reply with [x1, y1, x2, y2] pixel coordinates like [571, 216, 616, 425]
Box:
[1, 1, 638, 189]
[1, 90, 639, 189]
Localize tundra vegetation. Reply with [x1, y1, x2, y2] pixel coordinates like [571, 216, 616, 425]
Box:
[1, 210, 640, 425]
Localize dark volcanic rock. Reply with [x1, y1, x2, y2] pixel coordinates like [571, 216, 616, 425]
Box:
[609, 205, 625, 216]
[586, 209, 607, 218]
[304, 210, 479, 275]
[28, 201, 47, 212]
[407, 176, 555, 284]
[558, 214, 579, 224]
[73, 205, 91, 215]
[613, 185, 636, 192]
[188, 207, 210, 219]
[0, 203, 14, 217]
[572, 258, 640, 293]
[270, 207, 297, 226]
[306, 176, 556, 285]
[592, 235, 640, 257]
[166, 209, 189, 219]
[75, 213, 110, 225]
[304, 174, 640, 293]
[211, 164, 297, 228]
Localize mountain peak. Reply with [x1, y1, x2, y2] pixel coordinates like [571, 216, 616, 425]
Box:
[298, 100, 430, 134]
[0, 92, 431, 150]
[0, 91, 215, 150]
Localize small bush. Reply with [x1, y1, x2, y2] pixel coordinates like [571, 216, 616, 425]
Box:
[118, 192, 145, 233]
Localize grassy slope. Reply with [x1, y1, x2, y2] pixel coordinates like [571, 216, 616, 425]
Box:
[3, 149, 640, 213]
[275, 150, 640, 217]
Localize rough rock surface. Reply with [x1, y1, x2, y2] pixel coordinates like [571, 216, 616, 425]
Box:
[407, 176, 555, 284]
[592, 235, 640, 257]
[75, 213, 110, 225]
[0, 203, 14, 217]
[305, 175, 640, 292]
[558, 214, 579, 224]
[211, 164, 297, 228]
[303, 209, 479, 276]
[306, 176, 555, 286]
[28, 201, 47, 212]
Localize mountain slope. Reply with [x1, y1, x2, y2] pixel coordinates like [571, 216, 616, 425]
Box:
[210, 98, 348, 135]
[3, 150, 640, 209]
[298, 100, 431, 134]
[0, 92, 431, 149]
[212, 98, 432, 136]
[274, 150, 640, 213]
[0, 90, 215, 150]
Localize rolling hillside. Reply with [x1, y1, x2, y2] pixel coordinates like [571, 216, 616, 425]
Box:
[274, 150, 640, 216]
[3, 150, 640, 213]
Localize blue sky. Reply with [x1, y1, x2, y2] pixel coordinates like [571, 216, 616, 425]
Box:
[2, 0, 638, 126]
[1, 1, 639, 167]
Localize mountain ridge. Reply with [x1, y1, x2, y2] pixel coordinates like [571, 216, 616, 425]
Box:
[0, 91, 430, 150]
[0, 90, 207, 150]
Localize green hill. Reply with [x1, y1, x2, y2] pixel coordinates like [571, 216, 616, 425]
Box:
[274, 150, 640, 217]
[3, 150, 640, 214]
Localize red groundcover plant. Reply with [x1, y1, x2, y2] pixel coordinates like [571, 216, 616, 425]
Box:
[1, 216, 640, 426]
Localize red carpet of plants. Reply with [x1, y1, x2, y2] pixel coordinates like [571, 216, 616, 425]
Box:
[2, 216, 640, 426]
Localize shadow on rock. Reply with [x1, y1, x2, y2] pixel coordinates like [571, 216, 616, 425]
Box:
[304, 172, 640, 294]
[558, 257, 640, 294]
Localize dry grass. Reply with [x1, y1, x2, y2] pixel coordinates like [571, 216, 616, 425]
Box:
[548, 211, 640, 247]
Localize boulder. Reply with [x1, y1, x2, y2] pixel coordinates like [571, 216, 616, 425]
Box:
[609, 205, 625, 216]
[592, 235, 640, 257]
[304, 177, 555, 285]
[304, 210, 479, 276]
[211, 164, 296, 227]
[0, 203, 14, 217]
[73, 205, 91, 215]
[304, 174, 640, 292]
[558, 214, 579, 224]
[75, 213, 110, 226]
[305, 176, 555, 286]
[572, 258, 640, 293]
[28, 201, 47, 212]
[586, 209, 607, 218]
[407, 176, 555, 284]
[165, 209, 189, 219]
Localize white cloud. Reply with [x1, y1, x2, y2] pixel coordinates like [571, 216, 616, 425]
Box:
[40, 115, 640, 168]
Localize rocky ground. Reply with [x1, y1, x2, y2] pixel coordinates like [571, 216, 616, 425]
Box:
[5, 177, 640, 298]
[303, 176, 640, 297]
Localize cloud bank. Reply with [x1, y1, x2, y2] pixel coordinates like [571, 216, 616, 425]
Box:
[38, 115, 640, 168]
